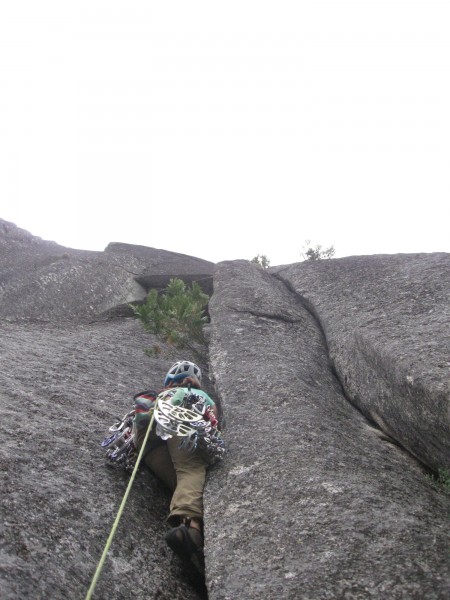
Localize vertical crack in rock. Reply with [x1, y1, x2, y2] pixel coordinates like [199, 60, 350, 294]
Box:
[271, 255, 450, 475]
[271, 271, 416, 464]
[205, 259, 450, 600]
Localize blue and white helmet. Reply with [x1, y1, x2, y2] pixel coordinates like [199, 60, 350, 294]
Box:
[164, 360, 202, 387]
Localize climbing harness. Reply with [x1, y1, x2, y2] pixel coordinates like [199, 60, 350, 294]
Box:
[101, 388, 225, 468]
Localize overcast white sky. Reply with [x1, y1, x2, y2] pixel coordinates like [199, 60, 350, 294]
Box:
[1, 1, 449, 266]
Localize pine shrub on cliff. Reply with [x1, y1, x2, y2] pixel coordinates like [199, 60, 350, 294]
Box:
[132, 278, 210, 362]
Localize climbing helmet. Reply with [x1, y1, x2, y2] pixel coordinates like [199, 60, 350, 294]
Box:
[164, 360, 202, 387]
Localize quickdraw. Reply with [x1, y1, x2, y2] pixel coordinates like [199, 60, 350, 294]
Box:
[101, 409, 137, 472]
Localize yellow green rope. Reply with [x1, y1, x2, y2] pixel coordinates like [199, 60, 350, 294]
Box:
[85, 410, 155, 600]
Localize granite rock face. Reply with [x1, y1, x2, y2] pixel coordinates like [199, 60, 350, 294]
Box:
[0, 220, 214, 600]
[273, 253, 450, 473]
[0, 319, 210, 600]
[1, 220, 449, 600]
[206, 260, 450, 600]
[106, 242, 215, 296]
[0, 219, 214, 322]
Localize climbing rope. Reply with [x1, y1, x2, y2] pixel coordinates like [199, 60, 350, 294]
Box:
[84, 410, 156, 600]
[88, 388, 225, 598]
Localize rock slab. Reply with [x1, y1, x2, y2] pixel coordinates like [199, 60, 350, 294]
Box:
[0, 219, 214, 322]
[273, 253, 450, 472]
[206, 260, 450, 600]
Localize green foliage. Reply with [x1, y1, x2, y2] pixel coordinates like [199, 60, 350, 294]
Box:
[251, 254, 271, 269]
[301, 239, 335, 261]
[426, 468, 450, 495]
[132, 278, 210, 361]
[436, 469, 450, 494]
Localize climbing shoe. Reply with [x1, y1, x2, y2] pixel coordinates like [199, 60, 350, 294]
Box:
[165, 524, 205, 574]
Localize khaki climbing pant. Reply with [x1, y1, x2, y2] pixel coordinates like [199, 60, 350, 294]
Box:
[144, 436, 208, 524]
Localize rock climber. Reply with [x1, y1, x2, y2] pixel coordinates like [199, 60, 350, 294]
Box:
[137, 360, 220, 573]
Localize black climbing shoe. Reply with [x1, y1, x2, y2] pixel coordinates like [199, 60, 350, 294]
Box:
[165, 524, 205, 574]
[165, 524, 202, 557]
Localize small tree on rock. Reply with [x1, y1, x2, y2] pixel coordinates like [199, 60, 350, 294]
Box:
[251, 254, 271, 269]
[301, 240, 335, 261]
[132, 278, 210, 362]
